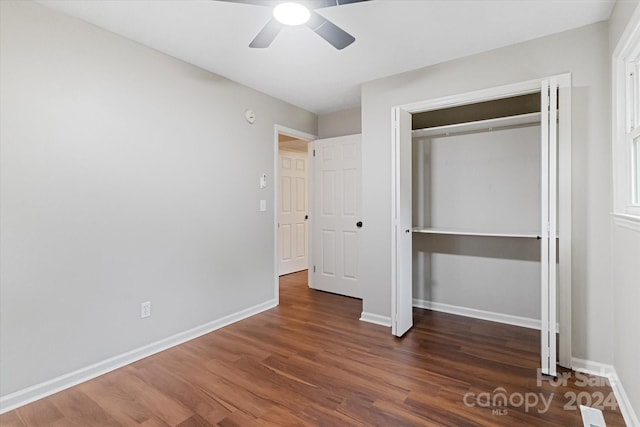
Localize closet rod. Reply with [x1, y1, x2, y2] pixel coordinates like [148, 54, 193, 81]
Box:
[412, 111, 541, 139]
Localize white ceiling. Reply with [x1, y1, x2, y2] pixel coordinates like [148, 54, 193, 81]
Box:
[36, 0, 615, 114]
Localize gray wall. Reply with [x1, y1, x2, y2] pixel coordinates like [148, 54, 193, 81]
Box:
[0, 0, 316, 397]
[412, 125, 541, 319]
[609, 0, 640, 417]
[318, 107, 361, 138]
[361, 22, 613, 364]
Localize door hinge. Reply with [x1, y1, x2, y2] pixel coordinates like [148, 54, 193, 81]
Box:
[313, 149, 316, 157]
[313, 265, 316, 273]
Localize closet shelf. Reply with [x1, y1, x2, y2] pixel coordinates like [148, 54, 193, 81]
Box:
[412, 112, 541, 138]
[412, 227, 541, 239]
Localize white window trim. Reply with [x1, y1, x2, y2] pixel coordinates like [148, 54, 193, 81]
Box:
[613, 5, 640, 226]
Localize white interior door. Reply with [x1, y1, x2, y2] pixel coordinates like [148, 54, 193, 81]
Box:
[278, 150, 308, 276]
[541, 79, 558, 377]
[311, 134, 362, 298]
[392, 108, 413, 337]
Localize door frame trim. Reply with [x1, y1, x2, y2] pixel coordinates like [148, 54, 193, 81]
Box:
[273, 125, 316, 304]
[390, 74, 572, 368]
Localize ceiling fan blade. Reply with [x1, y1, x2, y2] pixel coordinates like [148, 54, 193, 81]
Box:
[305, 11, 355, 50]
[215, 0, 275, 6]
[336, 0, 369, 4]
[309, 0, 369, 8]
[249, 18, 283, 48]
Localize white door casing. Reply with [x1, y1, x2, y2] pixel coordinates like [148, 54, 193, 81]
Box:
[278, 150, 308, 276]
[311, 134, 362, 298]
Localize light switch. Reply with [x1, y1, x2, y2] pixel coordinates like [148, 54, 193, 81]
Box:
[260, 199, 267, 211]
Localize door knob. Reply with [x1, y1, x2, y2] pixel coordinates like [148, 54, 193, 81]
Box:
[405, 229, 410, 233]
[356, 221, 363, 228]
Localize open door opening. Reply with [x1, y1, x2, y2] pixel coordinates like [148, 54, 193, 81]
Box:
[391, 76, 571, 377]
[273, 125, 316, 304]
[274, 127, 364, 311]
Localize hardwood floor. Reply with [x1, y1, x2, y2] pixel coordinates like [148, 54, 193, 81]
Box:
[1, 270, 626, 426]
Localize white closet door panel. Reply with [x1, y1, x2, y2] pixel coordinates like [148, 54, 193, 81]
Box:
[394, 108, 413, 337]
[541, 80, 551, 376]
[549, 79, 558, 376]
[541, 80, 558, 377]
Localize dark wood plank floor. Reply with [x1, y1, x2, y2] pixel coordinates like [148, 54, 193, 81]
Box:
[1, 271, 626, 426]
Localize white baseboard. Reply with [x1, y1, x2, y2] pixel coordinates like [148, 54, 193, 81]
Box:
[572, 357, 639, 427]
[571, 357, 616, 377]
[413, 298, 546, 330]
[0, 299, 278, 415]
[359, 312, 392, 327]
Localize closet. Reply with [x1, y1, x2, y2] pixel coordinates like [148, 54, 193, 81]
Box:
[391, 76, 571, 377]
[412, 100, 542, 328]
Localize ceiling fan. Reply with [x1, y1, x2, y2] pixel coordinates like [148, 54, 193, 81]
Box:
[218, 0, 369, 50]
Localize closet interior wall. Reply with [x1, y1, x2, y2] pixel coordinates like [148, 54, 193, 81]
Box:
[411, 96, 545, 324]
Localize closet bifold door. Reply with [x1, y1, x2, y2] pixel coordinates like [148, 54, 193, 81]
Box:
[541, 79, 558, 377]
[392, 107, 413, 337]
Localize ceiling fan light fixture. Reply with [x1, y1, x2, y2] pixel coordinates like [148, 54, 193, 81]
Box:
[273, 2, 310, 26]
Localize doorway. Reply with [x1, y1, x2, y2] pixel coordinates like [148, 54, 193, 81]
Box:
[273, 126, 364, 308]
[391, 75, 572, 376]
[273, 125, 316, 304]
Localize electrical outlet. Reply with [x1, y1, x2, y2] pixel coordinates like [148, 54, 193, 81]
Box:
[140, 301, 151, 319]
